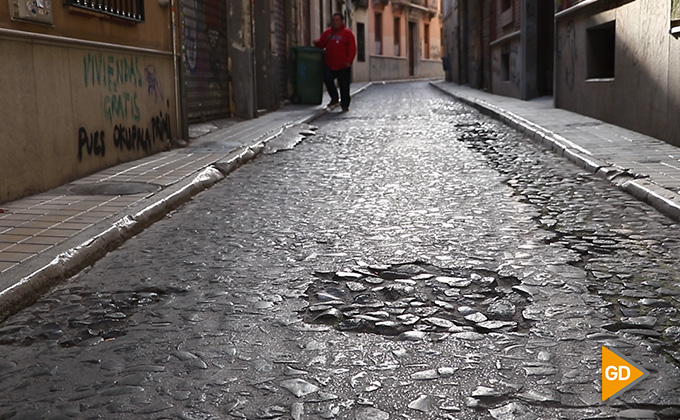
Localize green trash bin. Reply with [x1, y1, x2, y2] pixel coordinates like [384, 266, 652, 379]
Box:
[293, 46, 324, 105]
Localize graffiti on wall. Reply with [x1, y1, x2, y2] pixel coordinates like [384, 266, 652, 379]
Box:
[83, 53, 143, 124]
[83, 53, 143, 92]
[181, 0, 228, 118]
[78, 112, 172, 161]
[78, 128, 105, 161]
[78, 52, 172, 161]
[556, 20, 577, 91]
[184, 0, 199, 74]
[145, 65, 165, 102]
[205, 0, 225, 103]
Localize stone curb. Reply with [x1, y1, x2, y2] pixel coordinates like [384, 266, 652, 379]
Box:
[0, 141, 279, 322]
[0, 84, 375, 322]
[0, 166, 226, 322]
[429, 81, 680, 222]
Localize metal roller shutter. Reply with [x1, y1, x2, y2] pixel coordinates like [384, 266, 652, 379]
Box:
[181, 0, 230, 121]
[272, 0, 288, 102]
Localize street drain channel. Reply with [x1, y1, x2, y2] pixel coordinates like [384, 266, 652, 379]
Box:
[68, 182, 162, 196]
[300, 263, 532, 338]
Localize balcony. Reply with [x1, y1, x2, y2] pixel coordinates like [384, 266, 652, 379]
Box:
[392, 0, 438, 15]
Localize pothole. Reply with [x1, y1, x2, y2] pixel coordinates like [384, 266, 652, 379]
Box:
[453, 122, 680, 366]
[0, 285, 186, 348]
[68, 182, 162, 196]
[300, 262, 532, 338]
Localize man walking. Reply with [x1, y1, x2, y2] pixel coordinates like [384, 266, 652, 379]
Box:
[314, 13, 357, 112]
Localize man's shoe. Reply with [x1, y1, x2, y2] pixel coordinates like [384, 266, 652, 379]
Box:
[327, 100, 339, 108]
[341, 106, 349, 112]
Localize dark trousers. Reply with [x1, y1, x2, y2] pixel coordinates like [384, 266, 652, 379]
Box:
[323, 66, 351, 108]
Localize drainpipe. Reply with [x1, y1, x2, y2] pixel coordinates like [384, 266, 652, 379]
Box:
[520, 0, 527, 99]
[171, 0, 189, 141]
[251, 0, 258, 119]
[478, 0, 484, 89]
[553, 0, 557, 107]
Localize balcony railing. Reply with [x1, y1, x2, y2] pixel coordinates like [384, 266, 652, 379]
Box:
[65, 0, 145, 22]
[392, 0, 438, 14]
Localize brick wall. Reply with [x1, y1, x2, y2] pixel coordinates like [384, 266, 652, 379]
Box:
[494, 0, 521, 39]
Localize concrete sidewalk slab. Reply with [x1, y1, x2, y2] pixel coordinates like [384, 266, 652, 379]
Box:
[430, 81, 680, 222]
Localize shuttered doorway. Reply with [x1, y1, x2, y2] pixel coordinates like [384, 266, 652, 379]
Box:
[272, 0, 288, 103]
[181, 0, 230, 122]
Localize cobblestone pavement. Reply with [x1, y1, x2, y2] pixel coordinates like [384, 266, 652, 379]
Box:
[1, 82, 680, 419]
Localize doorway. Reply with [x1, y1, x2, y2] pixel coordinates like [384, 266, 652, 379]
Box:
[181, 0, 230, 122]
[537, 0, 554, 95]
[254, 1, 273, 113]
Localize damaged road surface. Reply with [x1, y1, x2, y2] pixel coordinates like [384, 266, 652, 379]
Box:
[0, 82, 679, 419]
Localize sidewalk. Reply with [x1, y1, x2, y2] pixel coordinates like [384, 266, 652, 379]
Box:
[431, 81, 680, 222]
[0, 83, 371, 321]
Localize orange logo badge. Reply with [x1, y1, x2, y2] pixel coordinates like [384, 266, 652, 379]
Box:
[602, 346, 649, 401]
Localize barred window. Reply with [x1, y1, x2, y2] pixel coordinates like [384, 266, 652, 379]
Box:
[65, 0, 145, 22]
[672, 0, 680, 35]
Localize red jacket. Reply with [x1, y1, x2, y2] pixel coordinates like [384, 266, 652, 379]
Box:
[314, 25, 357, 70]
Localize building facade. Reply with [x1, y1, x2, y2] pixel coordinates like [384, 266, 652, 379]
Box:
[0, 0, 335, 205]
[349, 0, 444, 82]
[0, 0, 444, 205]
[444, 0, 680, 148]
[0, 0, 178, 204]
[442, 0, 553, 99]
[555, 0, 680, 147]
[180, 0, 323, 122]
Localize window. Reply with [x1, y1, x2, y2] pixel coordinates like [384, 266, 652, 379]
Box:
[375, 13, 383, 55]
[394, 18, 401, 56]
[424, 23, 430, 59]
[501, 51, 510, 81]
[500, 0, 513, 27]
[587, 21, 616, 79]
[65, 0, 145, 22]
[672, 0, 680, 34]
[357, 23, 366, 62]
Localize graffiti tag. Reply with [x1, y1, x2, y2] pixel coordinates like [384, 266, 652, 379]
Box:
[145, 65, 165, 102]
[78, 128, 106, 161]
[83, 53, 143, 93]
[78, 112, 172, 160]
